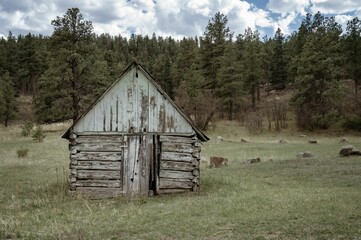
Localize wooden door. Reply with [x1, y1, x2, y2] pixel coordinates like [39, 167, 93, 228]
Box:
[123, 134, 155, 196]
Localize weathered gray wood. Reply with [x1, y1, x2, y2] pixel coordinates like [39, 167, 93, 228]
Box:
[160, 161, 194, 171]
[73, 180, 121, 188]
[75, 143, 124, 152]
[161, 152, 195, 162]
[77, 170, 121, 180]
[71, 161, 121, 170]
[70, 146, 77, 154]
[161, 142, 194, 153]
[75, 132, 124, 136]
[159, 178, 193, 189]
[71, 152, 122, 161]
[159, 135, 196, 143]
[75, 136, 123, 143]
[157, 189, 191, 194]
[159, 170, 194, 179]
[75, 187, 123, 199]
[192, 169, 199, 177]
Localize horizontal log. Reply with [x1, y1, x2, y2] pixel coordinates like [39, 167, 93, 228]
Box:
[157, 189, 191, 194]
[161, 142, 194, 153]
[75, 143, 124, 152]
[192, 169, 199, 177]
[75, 132, 124, 136]
[71, 161, 121, 170]
[159, 170, 194, 179]
[160, 160, 194, 171]
[73, 180, 121, 188]
[74, 187, 123, 199]
[71, 152, 122, 161]
[192, 150, 200, 159]
[161, 152, 195, 162]
[75, 136, 123, 143]
[76, 170, 121, 180]
[159, 135, 196, 144]
[159, 178, 194, 189]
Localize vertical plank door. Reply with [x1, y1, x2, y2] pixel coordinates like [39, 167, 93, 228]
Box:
[123, 134, 154, 196]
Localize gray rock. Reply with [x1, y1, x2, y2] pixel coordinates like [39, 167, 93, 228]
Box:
[340, 145, 359, 157]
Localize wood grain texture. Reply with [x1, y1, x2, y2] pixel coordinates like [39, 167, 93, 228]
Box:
[159, 170, 194, 179]
[70, 160, 121, 170]
[71, 152, 122, 161]
[76, 170, 121, 180]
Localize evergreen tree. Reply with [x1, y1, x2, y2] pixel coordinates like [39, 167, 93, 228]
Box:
[0, 72, 17, 127]
[49, 7, 95, 122]
[217, 39, 244, 120]
[239, 28, 263, 110]
[291, 13, 344, 130]
[270, 28, 287, 90]
[343, 17, 361, 97]
[200, 12, 232, 92]
[36, 8, 99, 123]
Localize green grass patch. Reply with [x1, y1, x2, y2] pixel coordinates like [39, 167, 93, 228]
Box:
[0, 123, 360, 239]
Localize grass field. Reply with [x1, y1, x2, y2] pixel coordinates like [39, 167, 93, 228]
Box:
[0, 122, 360, 239]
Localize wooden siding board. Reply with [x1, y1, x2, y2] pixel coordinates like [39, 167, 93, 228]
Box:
[77, 170, 121, 180]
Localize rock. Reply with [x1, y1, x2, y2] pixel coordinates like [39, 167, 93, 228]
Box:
[308, 140, 318, 144]
[299, 134, 307, 137]
[216, 136, 223, 143]
[278, 139, 287, 144]
[240, 138, 248, 143]
[340, 138, 348, 143]
[340, 145, 359, 157]
[303, 151, 313, 158]
[245, 157, 260, 164]
[297, 151, 313, 158]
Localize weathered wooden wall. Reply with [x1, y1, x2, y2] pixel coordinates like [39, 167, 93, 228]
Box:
[157, 135, 201, 194]
[68, 133, 201, 198]
[73, 68, 194, 134]
[69, 133, 124, 198]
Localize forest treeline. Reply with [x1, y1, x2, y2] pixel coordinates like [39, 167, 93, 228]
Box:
[0, 8, 360, 132]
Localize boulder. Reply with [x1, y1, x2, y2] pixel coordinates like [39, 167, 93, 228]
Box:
[297, 151, 313, 158]
[240, 138, 248, 143]
[340, 137, 348, 143]
[245, 157, 261, 164]
[308, 140, 318, 144]
[216, 136, 223, 143]
[339, 145, 360, 157]
[278, 139, 288, 144]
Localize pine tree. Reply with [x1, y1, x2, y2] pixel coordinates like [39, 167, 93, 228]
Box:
[217, 40, 244, 120]
[291, 13, 344, 130]
[200, 12, 232, 92]
[49, 8, 95, 122]
[35, 8, 107, 123]
[343, 17, 361, 97]
[239, 28, 263, 110]
[0, 72, 17, 127]
[270, 28, 287, 90]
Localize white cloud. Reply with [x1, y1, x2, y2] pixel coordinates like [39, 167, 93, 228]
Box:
[267, 0, 310, 16]
[310, 0, 361, 14]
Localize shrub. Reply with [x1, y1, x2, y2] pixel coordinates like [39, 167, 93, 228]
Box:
[20, 121, 34, 136]
[17, 147, 29, 158]
[32, 126, 46, 142]
[342, 116, 361, 132]
[308, 109, 340, 130]
[245, 112, 263, 134]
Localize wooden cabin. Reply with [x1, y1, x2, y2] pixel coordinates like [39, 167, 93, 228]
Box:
[62, 62, 209, 198]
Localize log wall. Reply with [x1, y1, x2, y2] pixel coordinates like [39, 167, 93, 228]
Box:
[158, 135, 201, 194]
[69, 133, 123, 198]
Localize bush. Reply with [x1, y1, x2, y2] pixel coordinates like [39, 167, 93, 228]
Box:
[20, 121, 34, 136]
[32, 126, 46, 142]
[17, 147, 29, 158]
[342, 116, 361, 132]
[308, 109, 340, 130]
[245, 112, 263, 134]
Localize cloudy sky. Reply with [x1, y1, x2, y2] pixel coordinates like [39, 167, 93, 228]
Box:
[0, 0, 360, 39]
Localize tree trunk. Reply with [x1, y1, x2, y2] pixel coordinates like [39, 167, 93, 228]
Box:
[229, 100, 233, 121]
[72, 63, 80, 122]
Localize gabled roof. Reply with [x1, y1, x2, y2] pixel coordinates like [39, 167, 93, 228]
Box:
[62, 61, 209, 142]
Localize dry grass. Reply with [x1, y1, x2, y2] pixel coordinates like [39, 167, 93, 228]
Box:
[0, 122, 361, 239]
